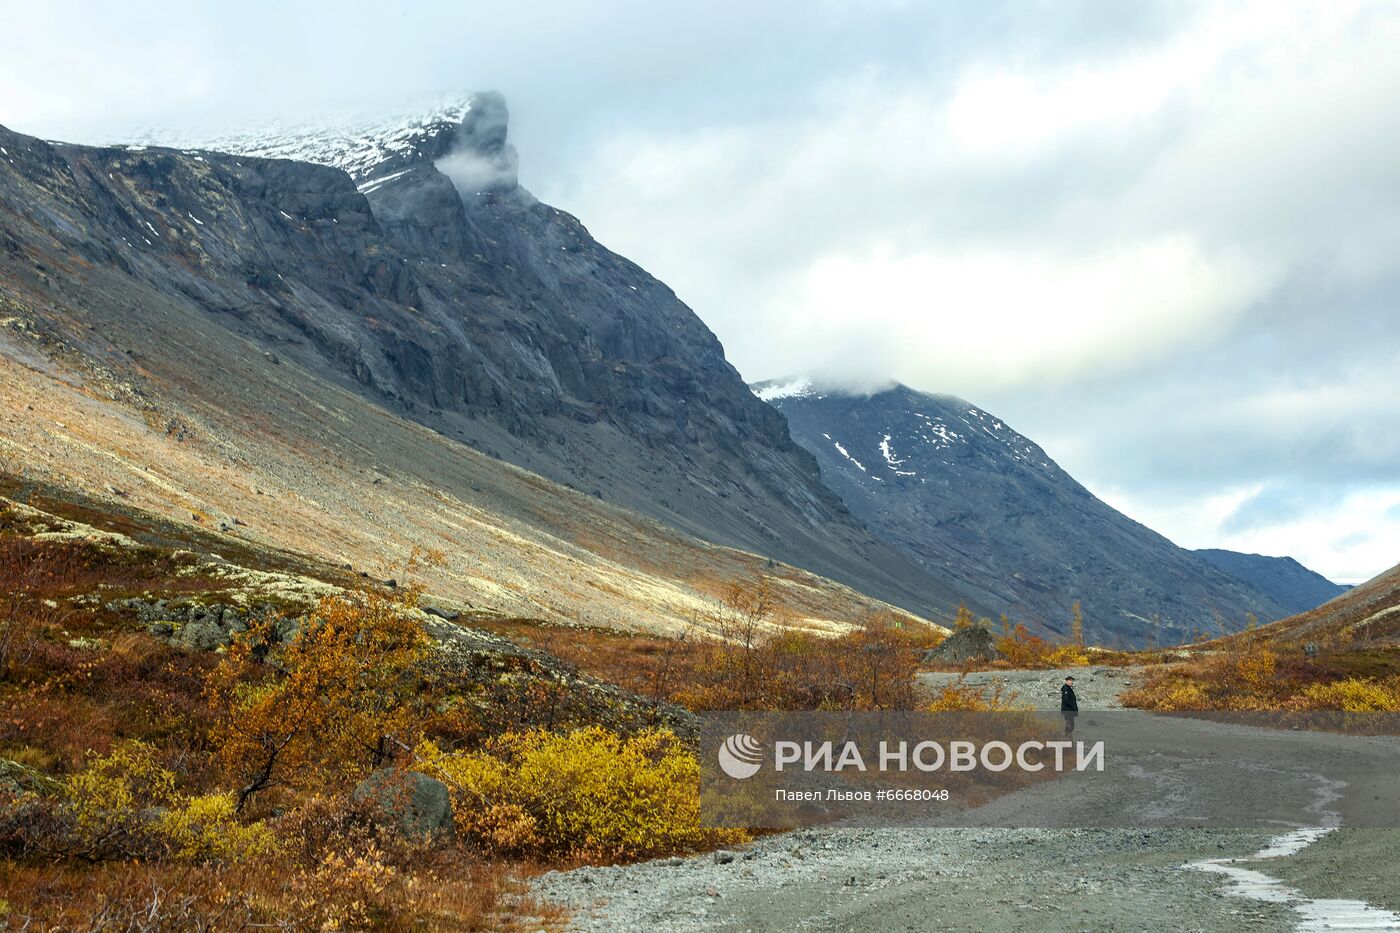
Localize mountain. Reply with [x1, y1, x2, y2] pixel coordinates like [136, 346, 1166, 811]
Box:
[0, 96, 966, 629]
[1192, 549, 1349, 617]
[755, 379, 1289, 644]
[1246, 561, 1399, 646]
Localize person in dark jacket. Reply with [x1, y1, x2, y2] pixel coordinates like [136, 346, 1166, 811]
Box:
[1060, 676, 1078, 735]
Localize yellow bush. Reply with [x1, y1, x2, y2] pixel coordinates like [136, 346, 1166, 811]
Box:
[64, 741, 175, 851]
[1233, 644, 1277, 693]
[1123, 678, 1212, 711]
[925, 681, 1024, 711]
[1154, 681, 1210, 710]
[155, 792, 275, 861]
[419, 727, 746, 861]
[63, 741, 271, 862]
[296, 842, 401, 931]
[1302, 678, 1400, 712]
[1046, 645, 1090, 667]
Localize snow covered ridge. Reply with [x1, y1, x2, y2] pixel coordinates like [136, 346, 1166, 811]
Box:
[752, 377, 822, 402]
[125, 98, 474, 182]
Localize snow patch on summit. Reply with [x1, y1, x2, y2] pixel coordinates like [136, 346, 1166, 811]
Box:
[754, 378, 819, 402]
[128, 98, 473, 182]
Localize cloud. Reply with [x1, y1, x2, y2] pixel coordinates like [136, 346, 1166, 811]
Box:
[766, 236, 1265, 392]
[553, 1, 1400, 394]
[3, 0, 1397, 582]
[435, 92, 520, 195]
[1101, 482, 1400, 584]
[530, 1, 1400, 581]
[1222, 484, 1349, 535]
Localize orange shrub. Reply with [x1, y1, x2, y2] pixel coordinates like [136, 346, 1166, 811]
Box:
[207, 588, 430, 809]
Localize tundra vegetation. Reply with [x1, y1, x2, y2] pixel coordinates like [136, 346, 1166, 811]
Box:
[0, 501, 988, 929]
[6, 496, 1393, 928]
[1122, 633, 1400, 712]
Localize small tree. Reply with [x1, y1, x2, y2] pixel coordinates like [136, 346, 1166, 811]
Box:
[707, 576, 777, 705]
[1070, 601, 1085, 648]
[207, 588, 429, 810]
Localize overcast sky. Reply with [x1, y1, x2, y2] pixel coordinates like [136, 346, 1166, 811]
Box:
[4, 0, 1399, 583]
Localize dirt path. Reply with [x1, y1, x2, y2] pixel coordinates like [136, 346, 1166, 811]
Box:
[534, 670, 1400, 931]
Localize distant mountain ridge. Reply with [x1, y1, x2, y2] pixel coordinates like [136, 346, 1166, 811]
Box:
[755, 379, 1301, 644]
[1247, 560, 1399, 646]
[1192, 549, 1348, 617]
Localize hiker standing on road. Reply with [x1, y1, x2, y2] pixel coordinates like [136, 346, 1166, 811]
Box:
[1061, 676, 1078, 735]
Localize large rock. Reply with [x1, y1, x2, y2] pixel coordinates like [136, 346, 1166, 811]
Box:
[174, 617, 228, 651]
[111, 598, 292, 651]
[351, 769, 455, 842]
[0, 758, 61, 796]
[923, 625, 1003, 664]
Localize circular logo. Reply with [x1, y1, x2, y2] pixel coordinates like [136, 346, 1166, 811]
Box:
[717, 733, 764, 780]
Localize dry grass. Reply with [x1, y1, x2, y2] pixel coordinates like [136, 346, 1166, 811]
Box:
[1122, 638, 1400, 712]
[0, 847, 562, 931]
[483, 581, 945, 713]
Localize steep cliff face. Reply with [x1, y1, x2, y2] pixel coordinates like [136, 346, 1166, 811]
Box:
[0, 99, 967, 619]
[758, 380, 1291, 644]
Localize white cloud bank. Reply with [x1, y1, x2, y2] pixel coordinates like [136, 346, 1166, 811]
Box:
[539, 0, 1400, 582]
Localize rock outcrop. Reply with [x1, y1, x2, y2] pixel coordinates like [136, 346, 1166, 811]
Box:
[923, 626, 1003, 664]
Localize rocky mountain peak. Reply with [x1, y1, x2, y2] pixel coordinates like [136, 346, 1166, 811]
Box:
[1, 115, 969, 625]
[759, 378, 1292, 643]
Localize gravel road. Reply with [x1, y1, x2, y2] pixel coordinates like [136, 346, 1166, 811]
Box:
[533, 670, 1400, 931]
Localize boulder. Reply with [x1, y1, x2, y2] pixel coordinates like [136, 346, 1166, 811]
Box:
[174, 618, 228, 651]
[0, 758, 61, 796]
[922, 625, 1003, 664]
[422, 604, 461, 622]
[351, 769, 455, 842]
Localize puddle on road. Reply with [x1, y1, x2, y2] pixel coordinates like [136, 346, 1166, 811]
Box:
[1190, 828, 1400, 931]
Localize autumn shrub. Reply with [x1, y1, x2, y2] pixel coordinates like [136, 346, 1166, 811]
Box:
[1233, 641, 1278, 694]
[993, 622, 1090, 669]
[1121, 676, 1211, 711]
[272, 800, 552, 932]
[419, 726, 746, 862]
[1124, 644, 1400, 713]
[1302, 677, 1400, 712]
[0, 534, 215, 604]
[670, 582, 934, 711]
[207, 588, 431, 809]
[61, 739, 177, 859]
[1, 740, 274, 862]
[924, 679, 1025, 712]
[0, 847, 554, 931]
